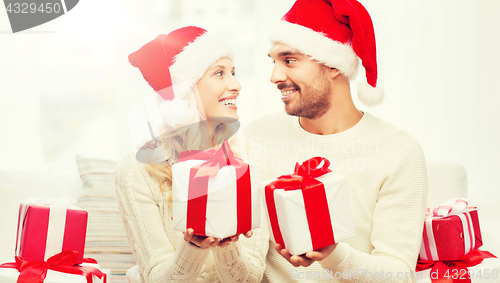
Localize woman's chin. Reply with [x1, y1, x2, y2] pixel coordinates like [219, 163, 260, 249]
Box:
[206, 109, 239, 121]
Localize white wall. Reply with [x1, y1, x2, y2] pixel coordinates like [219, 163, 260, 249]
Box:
[1, 0, 499, 206]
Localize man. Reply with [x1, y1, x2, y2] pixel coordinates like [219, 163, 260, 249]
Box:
[243, 0, 428, 282]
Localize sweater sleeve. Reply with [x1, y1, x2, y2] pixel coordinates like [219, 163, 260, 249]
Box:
[319, 144, 428, 282]
[211, 207, 269, 282]
[115, 155, 211, 283]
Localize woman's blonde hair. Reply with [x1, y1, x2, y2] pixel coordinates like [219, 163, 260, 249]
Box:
[142, 85, 245, 206]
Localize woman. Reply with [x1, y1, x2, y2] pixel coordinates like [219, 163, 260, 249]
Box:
[115, 26, 268, 283]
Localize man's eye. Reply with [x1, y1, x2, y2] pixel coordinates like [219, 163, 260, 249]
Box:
[285, 59, 297, 64]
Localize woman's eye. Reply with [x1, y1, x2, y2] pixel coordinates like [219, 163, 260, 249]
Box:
[215, 71, 223, 76]
[231, 72, 236, 77]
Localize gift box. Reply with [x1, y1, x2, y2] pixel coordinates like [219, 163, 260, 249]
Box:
[419, 199, 482, 262]
[15, 197, 88, 264]
[172, 140, 260, 238]
[415, 249, 499, 283]
[264, 157, 355, 256]
[0, 251, 110, 283]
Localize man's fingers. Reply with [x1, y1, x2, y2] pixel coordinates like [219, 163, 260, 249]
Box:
[291, 255, 314, 267]
[275, 244, 300, 267]
[305, 250, 323, 261]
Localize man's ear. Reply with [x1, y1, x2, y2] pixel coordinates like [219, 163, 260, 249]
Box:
[327, 67, 341, 80]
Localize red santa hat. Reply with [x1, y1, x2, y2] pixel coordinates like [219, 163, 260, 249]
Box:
[270, 0, 384, 106]
[127, 27, 236, 163]
[128, 26, 236, 127]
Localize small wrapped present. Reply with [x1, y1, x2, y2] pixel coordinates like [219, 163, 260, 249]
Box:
[419, 199, 482, 262]
[264, 157, 355, 256]
[0, 250, 109, 283]
[15, 197, 88, 264]
[415, 249, 499, 283]
[172, 140, 260, 238]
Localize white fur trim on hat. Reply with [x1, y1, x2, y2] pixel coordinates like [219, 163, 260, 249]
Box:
[170, 32, 236, 87]
[357, 82, 384, 106]
[270, 21, 359, 80]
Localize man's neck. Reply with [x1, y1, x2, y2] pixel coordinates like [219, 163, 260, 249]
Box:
[298, 90, 363, 135]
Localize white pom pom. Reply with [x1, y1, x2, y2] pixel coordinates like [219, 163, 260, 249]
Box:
[357, 83, 384, 106]
[157, 98, 191, 128]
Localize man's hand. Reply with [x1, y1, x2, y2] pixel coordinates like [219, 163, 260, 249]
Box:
[275, 243, 337, 267]
[183, 229, 253, 249]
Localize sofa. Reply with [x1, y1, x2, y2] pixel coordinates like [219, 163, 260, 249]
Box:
[1, 158, 499, 283]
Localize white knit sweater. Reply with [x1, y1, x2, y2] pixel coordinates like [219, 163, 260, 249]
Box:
[243, 111, 428, 283]
[114, 153, 269, 283]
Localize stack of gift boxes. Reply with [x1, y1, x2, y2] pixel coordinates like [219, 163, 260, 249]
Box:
[0, 197, 110, 283]
[415, 198, 500, 283]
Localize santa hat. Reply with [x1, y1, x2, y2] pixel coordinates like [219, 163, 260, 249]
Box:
[270, 0, 384, 106]
[127, 26, 236, 163]
[128, 26, 236, 127]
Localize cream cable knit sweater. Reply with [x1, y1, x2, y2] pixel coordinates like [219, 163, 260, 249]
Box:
[115, 154, 269, 283]
[243, 111, 428, 283]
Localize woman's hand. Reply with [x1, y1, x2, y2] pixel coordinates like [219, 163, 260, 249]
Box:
[183, 229, 254, 249]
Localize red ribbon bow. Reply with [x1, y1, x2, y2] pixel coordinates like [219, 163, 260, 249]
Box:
[178, 139, 252, 236]
[416, 249, 497, 283]
[266, 157, 335, 252]
[0, 250, 105, 283]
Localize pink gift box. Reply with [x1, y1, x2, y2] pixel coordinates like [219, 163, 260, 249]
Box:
[419, 199, 482, 262]
[15, 202, 88, 264]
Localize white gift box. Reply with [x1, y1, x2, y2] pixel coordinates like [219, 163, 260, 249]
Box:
[265, 172, 355, 255]
[0, 260, 110, 283]
[172, 158, 260, 238]
[415, 257, 500, 283]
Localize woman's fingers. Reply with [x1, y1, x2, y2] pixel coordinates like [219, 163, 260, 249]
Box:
[183, 228, 194, 242]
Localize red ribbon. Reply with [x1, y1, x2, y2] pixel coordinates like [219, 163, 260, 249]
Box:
[416, 249, 497, 283]
[0, 250, 105, 283]
[265, 157, 335, 252]
[178, 140, 252, 236]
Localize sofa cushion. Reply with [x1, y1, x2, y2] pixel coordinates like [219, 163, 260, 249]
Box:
[426, 162, 468, 208]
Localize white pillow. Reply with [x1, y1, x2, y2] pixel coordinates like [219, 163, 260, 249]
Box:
[426, 162, 468, 208]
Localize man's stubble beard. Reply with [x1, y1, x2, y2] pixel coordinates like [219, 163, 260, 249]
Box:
[284, 69, 332, 120]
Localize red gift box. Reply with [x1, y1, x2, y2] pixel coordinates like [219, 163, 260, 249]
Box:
[172, 140, 259, 238]
[419, 199, 482, 262]
[265, 157, 355, 255]
[15, 199, 88, 264]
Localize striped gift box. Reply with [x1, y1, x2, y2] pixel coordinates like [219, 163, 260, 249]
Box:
[419, 198, 482, 262]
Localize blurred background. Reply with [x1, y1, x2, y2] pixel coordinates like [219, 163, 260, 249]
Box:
[1, 0, 499, 231]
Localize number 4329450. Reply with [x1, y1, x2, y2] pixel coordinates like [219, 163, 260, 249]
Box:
[6, 2, 62, 14]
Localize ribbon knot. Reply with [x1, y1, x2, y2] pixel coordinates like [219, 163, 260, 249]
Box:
[416, 249, 496, 283]
[0, 250, 105, 283]
[426, 198, 476, 218]
[179, 139, 244, 179]
[273, 157, 332, 190]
